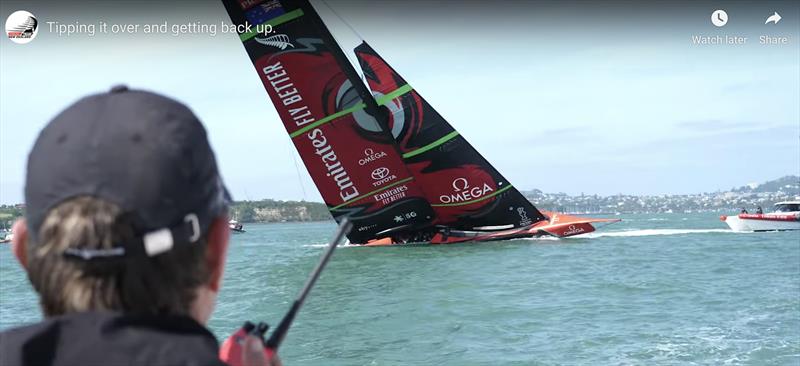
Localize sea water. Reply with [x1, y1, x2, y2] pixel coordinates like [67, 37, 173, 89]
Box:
[1, 213, 798, 365]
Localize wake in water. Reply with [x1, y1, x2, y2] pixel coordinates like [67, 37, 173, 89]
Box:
[302, 229, 741, 246]
[579, 228, 736, 238]
[303, 242, 362, 248]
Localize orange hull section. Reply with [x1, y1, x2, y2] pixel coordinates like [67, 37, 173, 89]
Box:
[533, 211, 620, 238]
[364, 237, 394, 247]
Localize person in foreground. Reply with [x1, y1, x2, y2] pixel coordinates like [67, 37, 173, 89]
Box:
[0, 86, 278, 366]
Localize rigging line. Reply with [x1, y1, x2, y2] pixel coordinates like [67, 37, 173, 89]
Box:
[287, 141, 308, 201]
[317, 0, 366, 81]
[319, 0, 366, 42]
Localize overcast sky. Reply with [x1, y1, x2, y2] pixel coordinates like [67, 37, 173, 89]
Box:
[1, 0, 798, 204]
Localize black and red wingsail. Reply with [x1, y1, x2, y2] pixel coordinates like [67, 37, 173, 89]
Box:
[354, 42, 548, 231]
[220, 0, 435, 243]
[222, 1, 619, 244]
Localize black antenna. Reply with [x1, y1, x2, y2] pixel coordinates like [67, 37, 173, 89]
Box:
[265, 217, 352, 351]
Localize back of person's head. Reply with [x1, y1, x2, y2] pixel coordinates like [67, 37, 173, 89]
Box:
[29, 196, 210, 316]
[16, 86, 231, 320]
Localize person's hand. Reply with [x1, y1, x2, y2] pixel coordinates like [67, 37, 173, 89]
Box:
[241, 334, 283, 366]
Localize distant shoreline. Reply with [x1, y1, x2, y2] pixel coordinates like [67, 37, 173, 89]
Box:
[2, 176, 796, 226]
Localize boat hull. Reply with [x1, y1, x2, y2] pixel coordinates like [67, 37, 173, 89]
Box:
[721, 214, 800, 232]
[363, 212, 620, 246]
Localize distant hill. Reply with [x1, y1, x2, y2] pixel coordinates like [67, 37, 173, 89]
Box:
[731, 175, 799, 194]
[0, 205, 23, 230]
[2, 176, 797, 224]
[519, 175, 800, 214]
[0, 199, 331, 227]
[230, 199, 329, 223]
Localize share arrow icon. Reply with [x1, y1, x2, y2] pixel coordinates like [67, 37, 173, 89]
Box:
[765, 12, 781, 25]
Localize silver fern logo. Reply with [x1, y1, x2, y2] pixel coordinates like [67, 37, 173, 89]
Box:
[255, 34, 293, 50]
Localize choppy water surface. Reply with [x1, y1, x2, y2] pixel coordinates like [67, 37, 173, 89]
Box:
[1, 213, 798, 365]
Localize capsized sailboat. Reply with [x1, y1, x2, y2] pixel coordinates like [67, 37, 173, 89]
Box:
[220, 0, 619, 245]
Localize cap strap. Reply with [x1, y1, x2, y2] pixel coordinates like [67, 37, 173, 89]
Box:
[63, 247, 126, 260]
[184, 213, 200, 242]
[142, 213, 200, 256]
[62, 212, 201, 260]
[143, 228, 173, 256]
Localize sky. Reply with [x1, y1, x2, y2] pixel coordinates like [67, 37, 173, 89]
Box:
[1, 0, 798, 204]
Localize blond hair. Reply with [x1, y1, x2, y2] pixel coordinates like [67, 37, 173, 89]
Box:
[27, 196, 210, 316]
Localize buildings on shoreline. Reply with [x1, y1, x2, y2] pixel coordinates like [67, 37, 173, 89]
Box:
[2, 177, 798, 223]
[524, 176, 800, 215]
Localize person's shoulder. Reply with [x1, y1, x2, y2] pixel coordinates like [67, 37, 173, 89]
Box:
[1, 319, 52, 338]
[1, 312, 227, 366]
[0, 318, 63, 366]
[1, 317, 62, 346]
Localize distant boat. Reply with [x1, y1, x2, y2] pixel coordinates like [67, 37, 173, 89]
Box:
[0, 232, 12, 244]
[229, 220, 246, 233]
[721, 201, 800, 232]
[221, 0, 619, 245]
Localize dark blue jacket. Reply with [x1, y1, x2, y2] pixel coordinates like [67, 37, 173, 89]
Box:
[0, 311, 226, 366]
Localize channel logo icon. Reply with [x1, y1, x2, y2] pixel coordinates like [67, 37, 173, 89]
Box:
[5, 10, 38, 44]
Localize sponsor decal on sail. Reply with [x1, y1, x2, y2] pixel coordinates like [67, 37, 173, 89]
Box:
[358, 223, 378, 232]
[262, 61, 359, 203]
[562, 224, 585, 236]
[439, 177, 495, 204]
[517, 207, 532, 226]
[358, 148, 387, 166]
[371, 167, 389, 180]
[261, 61, 305, 108]
[237, 0, 263, 10]
[244, 0, 285, 24]
[374, 185, 408, 205]
[371, 167, 396, 187]
[393, 211, 418, 223]
[255, 34, 293, 50]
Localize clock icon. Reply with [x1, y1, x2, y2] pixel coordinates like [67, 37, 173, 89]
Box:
[711, 9, 728, 27]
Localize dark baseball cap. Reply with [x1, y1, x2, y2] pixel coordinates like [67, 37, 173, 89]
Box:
[25, 85, 231, 259]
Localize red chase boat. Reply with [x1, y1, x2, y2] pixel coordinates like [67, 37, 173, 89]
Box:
[221, 0, 620, 245]
[721, 201, 800, 232]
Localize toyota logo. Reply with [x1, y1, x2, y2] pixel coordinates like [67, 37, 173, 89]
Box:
[371, 167, 390, 180]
